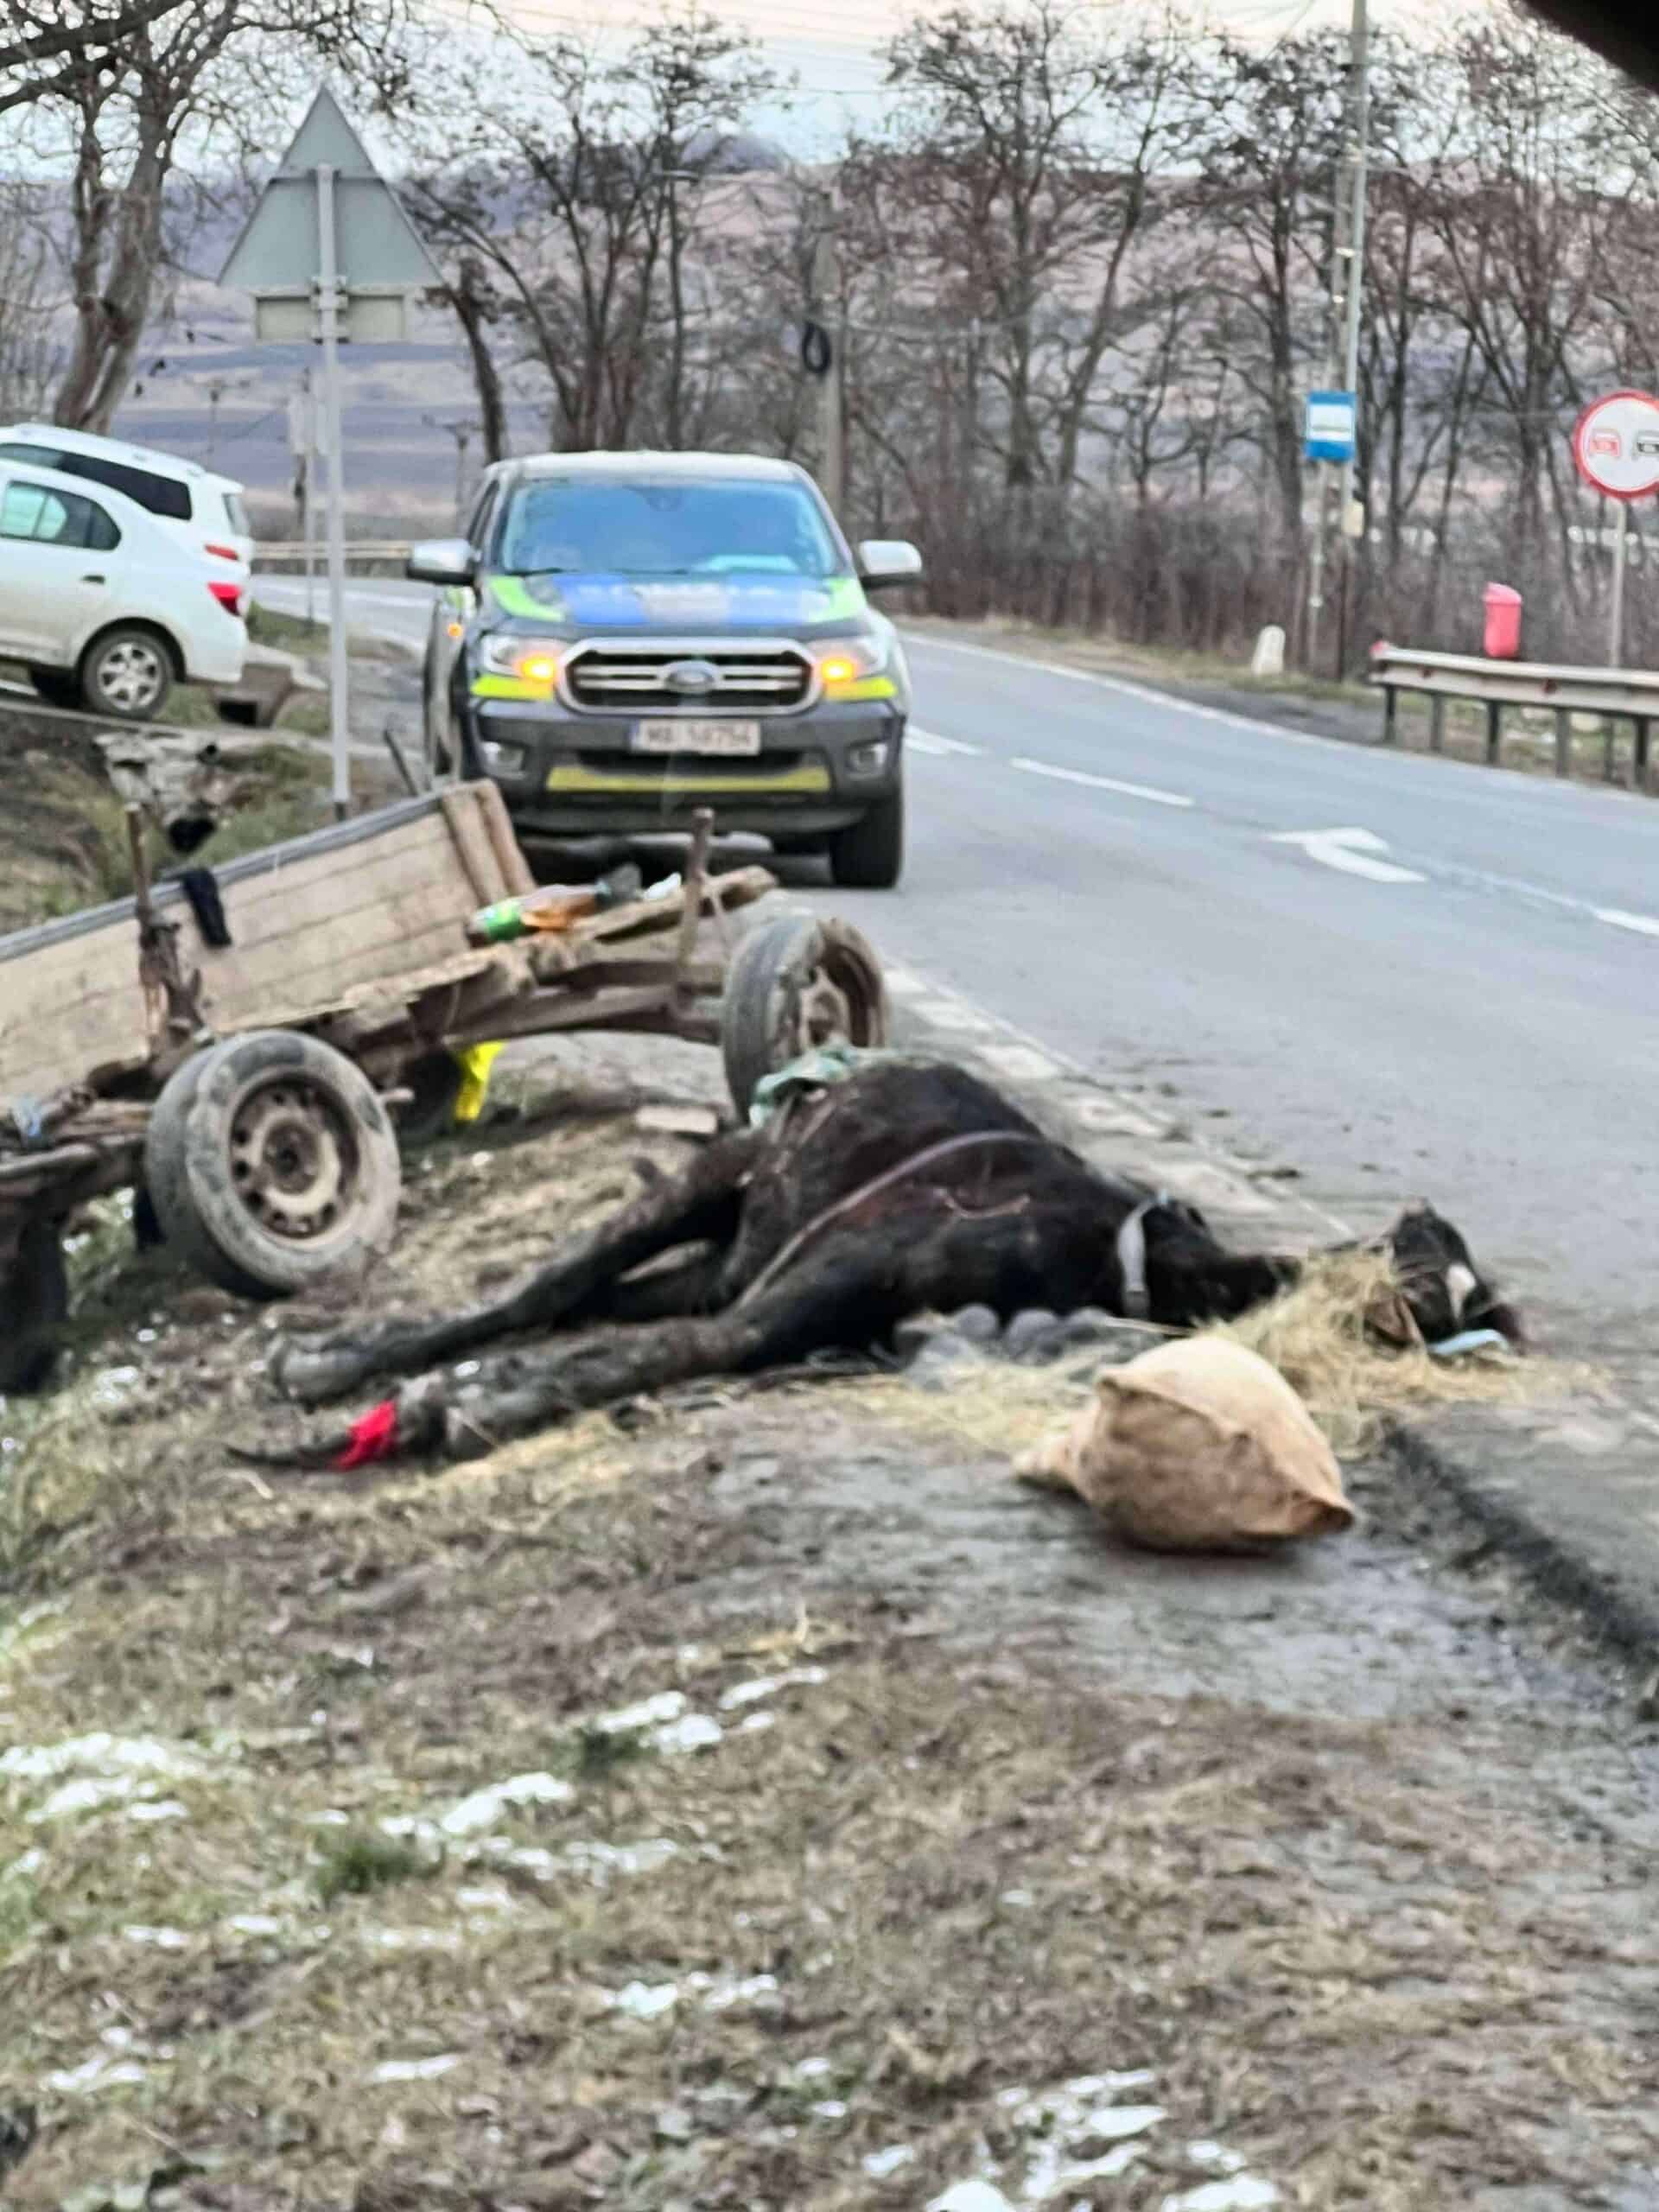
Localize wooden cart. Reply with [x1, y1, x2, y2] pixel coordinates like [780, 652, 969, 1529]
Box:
[0, 783, 887, 1392]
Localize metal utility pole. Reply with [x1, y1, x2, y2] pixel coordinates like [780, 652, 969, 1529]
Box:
[316, 162, 352, 823]
[1306, 0, 1370, 671]
[811, 200, 845, 519]
[424, 414, 479, 524]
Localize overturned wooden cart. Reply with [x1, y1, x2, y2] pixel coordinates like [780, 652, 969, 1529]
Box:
[0, 782, 887, 1392]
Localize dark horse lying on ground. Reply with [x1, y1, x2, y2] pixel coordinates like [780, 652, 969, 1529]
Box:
[267, 1060, 1520, 1466]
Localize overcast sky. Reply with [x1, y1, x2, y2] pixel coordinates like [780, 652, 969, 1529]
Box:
[493, 0, 1484, 147]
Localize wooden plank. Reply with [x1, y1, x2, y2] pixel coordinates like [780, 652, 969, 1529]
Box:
[473, 779, 538, 899]
[440, 786, 504, 906]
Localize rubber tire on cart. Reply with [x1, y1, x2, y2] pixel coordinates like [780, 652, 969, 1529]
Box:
[28, 666, 81, 712]
[144, 1029, 402, 1300]
[78, 625, 175, 722]
[0, 1217, 69, 1395]
[827, 784, 904, 890]
[721, 911, 889, 1122]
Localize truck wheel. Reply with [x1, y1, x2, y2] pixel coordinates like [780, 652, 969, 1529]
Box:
[79, 626, 175, 721]
[144, 1030, 402, 1300]
[0, 1218, 69, 1395]
[828, 784, 905, 890]
[721, 912, 889, 1119]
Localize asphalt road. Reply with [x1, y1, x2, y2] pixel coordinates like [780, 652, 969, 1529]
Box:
[258, 575, 1659, 1339]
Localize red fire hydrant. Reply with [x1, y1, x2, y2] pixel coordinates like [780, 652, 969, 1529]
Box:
[1483, 583, 1523, 661]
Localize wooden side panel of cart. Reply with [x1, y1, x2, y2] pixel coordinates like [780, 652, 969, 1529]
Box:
[0, 785, 531, 1104]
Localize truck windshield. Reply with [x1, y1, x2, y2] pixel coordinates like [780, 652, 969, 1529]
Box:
[499, 477, 847, 580]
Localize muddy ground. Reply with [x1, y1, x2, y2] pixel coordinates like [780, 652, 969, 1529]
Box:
[3, 1040, 1658, 2212]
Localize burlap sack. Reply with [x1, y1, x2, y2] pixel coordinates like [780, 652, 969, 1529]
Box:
[1015, 1336, 1353, 1553]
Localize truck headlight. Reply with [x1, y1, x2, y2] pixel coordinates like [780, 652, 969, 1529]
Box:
[480, 634, 563, 683]
[816, 637, 893, 694]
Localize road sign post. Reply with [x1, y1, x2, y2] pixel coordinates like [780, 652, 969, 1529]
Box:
[1571, 390, 1659, 672]
[220, 89, 441, 817]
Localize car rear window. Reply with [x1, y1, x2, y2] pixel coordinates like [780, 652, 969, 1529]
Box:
[221, 489, 251, 536]
[0, 479, 121, 552]
[63, 453, 192, 521]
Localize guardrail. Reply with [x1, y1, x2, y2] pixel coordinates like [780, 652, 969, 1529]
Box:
[1370, 645, 1659, 785]
[253, 541, 414, 571]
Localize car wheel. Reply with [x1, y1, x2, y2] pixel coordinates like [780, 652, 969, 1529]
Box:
[423, 642, 455, 780]
[79, 626, 175, 721]
[827, 783, 905, 890]
[143, 1029, 402, 1300]
[721, 911, 890, 1119]
[28, 666, 81, 711]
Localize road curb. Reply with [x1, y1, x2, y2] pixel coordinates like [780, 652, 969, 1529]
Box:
[883, 960, 1659, 1674]
[1382, 1417, 1659, 1669]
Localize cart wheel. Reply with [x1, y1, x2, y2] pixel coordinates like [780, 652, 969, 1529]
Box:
[721, 911, 889, 1119]
[144, 1030, 402, 1301]
[0, 1218, 69, 1395]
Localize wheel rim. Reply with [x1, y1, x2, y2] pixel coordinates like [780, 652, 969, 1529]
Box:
[228, 1077, 360, 1243]
[791, 938, 883, 1057]
[96, 639, 166, 713]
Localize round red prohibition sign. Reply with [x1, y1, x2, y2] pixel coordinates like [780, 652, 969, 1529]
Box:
[1573, 390, 1659, 501]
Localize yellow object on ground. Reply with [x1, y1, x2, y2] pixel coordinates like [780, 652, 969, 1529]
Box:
[452, 1042, 504, 1124]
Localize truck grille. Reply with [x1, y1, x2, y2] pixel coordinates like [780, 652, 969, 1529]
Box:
[563, 640, 813, 714]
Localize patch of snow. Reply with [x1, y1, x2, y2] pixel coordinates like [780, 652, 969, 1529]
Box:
[1186, 2144, 1248, 2176]
[864, 2145, 918, 2180]
[593, 1690, 687, 1734]
[3, 1847, 44, 1884]
[1161, 2183, 1279, 2212]
[361, 1926, 462, 1952]
[692, 1970, 779, 2011]
[737, 1711, 776, 1734]
[606, 1980, 681, 2021]
[2, 1732, 206, 1785]
[46, 2055, 149, 2095]
[371, 2054, 464, 2082]
[716, 1667, 828, 1711]
[999, 1888, 1036, 1908]
[32, 1775, 147, 1822]
[811, 2099, 849, 2120]
[795, 2056, 834, 2079]
[928, 2185, 1018, 2212]
[123, 1925, 188, 1949]
[127, 1798, 189, 1823]
[225, 1913, 285, 1937]
[652, 1712, 723, 1754]
[440, 1770, 574, 1837]
[560, 1836, 680, 1881]
[455, 1885, 516, 1912]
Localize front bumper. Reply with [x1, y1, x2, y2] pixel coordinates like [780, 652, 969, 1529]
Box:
[461, 696, 906, 839]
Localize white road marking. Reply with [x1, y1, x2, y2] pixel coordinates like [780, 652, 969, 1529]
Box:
[1268, 826, 1426, 885]
[1010, 756, 1194, 810]
[1594, 907, 1659, 938]
[907, 726, 982, 757]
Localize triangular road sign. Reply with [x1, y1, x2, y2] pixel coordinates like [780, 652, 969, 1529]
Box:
[219, 85, 441, 294]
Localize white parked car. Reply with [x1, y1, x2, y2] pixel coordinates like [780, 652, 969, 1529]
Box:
[0, 423, 255, 575]
[0, 458, 247, 721]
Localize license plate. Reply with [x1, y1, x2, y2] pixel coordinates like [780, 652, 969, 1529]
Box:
[631, 719, 762, 756]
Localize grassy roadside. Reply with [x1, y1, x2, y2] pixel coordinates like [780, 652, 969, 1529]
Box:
[3, 1083, 1657, 2209]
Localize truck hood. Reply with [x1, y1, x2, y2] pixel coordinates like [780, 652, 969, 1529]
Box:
[485, 570, 869, 634]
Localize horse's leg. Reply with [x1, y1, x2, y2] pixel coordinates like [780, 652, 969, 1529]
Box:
[273, 1128, 762, 1405]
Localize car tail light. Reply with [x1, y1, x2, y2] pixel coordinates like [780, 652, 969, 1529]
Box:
[208, 580, 245, 616]
[205, 541, 241, 563]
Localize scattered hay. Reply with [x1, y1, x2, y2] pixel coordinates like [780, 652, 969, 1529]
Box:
[1209, 1248, 1589, 1456]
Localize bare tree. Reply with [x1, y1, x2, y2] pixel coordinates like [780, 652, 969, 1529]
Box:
[408, 5, 784, 454]
[1, 0, 418, 431]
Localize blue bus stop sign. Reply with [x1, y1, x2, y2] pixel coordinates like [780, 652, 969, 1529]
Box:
[1305, 391, 1357, 465]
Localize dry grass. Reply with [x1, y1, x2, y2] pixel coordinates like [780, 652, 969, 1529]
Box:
[1211, 1248, 1592, 1456]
